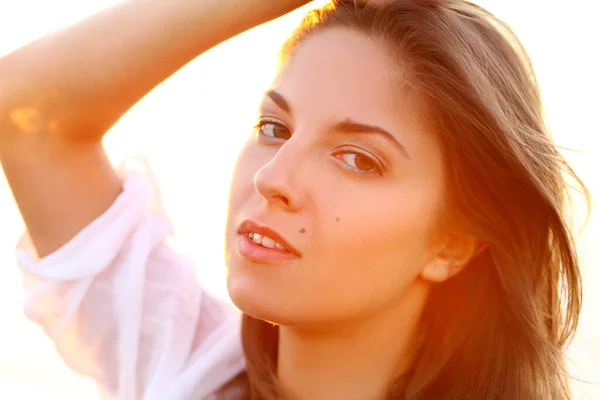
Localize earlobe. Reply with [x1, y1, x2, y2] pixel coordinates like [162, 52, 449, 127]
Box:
[419, 259, 451, 283]
[419, 234, 485, 283]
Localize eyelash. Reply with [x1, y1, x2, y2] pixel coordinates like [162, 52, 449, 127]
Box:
[254, 119, 384, 176]
[333, 148, 384, 176]
[254, 119, 291, 142]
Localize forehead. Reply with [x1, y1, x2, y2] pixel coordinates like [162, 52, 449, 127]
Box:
[273, 28, 418, 134]
[273, 28, 401, 119]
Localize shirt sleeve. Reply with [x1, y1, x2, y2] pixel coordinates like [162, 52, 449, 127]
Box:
[14, 156, 244, 400]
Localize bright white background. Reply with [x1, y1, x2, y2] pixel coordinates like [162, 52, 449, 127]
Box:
[0, 1, 598, 398]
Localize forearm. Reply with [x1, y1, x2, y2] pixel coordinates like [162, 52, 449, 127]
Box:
[0, 0, 309, 141]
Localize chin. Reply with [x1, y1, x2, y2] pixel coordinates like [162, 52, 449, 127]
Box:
[227, 273, 284, 325]
[225, 263, 313, 327]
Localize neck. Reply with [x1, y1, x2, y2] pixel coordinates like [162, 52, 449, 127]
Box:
[277, 284, 427, 400]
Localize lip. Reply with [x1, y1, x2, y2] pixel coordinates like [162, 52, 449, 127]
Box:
[237, 218, 302, 258]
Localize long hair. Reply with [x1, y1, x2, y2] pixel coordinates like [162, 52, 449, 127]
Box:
[241, 1, 589, 398]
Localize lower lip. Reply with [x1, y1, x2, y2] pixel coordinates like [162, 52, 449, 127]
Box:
[237, 234, 299, 265]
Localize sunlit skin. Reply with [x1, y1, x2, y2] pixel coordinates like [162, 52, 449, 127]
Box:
[225, 28, 480, 399]
[0, 0, 596, 397]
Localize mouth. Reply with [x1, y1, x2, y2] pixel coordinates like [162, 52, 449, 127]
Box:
[236, 219, 302, 264]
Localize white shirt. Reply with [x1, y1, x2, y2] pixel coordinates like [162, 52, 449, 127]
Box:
[15, 156, 246, 399]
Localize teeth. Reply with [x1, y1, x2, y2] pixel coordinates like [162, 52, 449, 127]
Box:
[261, 236, 276, 249]
[247, 232, 288, 252]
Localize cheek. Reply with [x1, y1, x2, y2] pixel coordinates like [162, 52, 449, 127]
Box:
[228, 142, 269, 207]
[225, 142, 267, 255]
[308, 186, 442, 306]
[321, 184, 440, 261]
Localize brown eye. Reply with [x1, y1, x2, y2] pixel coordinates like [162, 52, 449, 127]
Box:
[258, 121, 291, 140]
[336, 151, 381, 175]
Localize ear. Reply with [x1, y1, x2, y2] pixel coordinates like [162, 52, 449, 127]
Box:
[419, 234, 487, 283]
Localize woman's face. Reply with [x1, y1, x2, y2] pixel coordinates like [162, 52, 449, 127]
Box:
[225, 28, 447, 327]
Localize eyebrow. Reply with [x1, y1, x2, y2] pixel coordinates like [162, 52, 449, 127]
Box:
[264, 90, 411, 160]
[266, 90, 292, 115]
[333, 119, 411, 160]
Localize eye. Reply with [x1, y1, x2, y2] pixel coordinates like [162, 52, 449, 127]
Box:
[256, 119, 291, 141]
[335, 149, 382, 176]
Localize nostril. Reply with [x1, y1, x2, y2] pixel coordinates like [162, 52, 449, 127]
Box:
[272, 194, 289, 206]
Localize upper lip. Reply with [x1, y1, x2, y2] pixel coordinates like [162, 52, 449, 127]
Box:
[237, 218, 302, 256]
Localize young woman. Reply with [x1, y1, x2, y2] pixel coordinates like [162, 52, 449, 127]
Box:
[0, 0, 587, 399]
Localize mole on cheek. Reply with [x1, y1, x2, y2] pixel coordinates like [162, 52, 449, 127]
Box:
[336, 217, 340, 222]
[300, 228, 306, 234]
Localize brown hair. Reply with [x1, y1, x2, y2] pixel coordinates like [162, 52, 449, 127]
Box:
[241, 1, 588, 398]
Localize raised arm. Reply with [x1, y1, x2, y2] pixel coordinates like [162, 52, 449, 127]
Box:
[0, 1, 310, 397]
[0, 0, 310, 258]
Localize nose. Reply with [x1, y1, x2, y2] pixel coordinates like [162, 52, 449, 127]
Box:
[253, 140, 305, 212]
